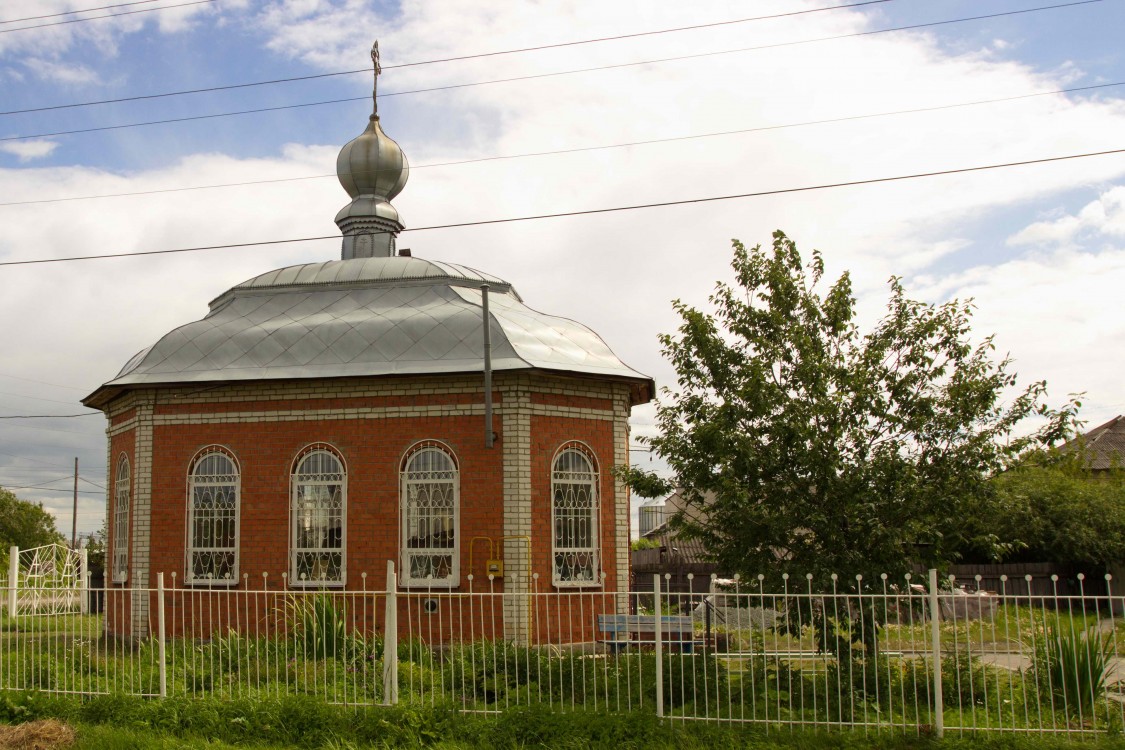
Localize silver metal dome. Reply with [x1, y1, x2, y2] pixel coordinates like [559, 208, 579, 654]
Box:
[334, 41, 410, 260]
[336, 117, 409, 203]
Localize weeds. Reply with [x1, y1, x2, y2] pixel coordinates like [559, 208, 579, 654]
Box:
[1033, 627, 1113, 718]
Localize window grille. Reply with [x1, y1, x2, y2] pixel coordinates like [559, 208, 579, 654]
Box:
[552, 442, 600, 587]
[400, 442, 459, 587]
[112, 455, 130, 584]
[186, 448, 240, 585]
[290, 445, 346, 586]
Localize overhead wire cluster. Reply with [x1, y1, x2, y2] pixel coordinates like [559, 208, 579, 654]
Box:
[0, 1, 1102, 143]
[0, 0, 1114, 271]
[0, 0, 217, 34]
[0, 0, 1120, 499]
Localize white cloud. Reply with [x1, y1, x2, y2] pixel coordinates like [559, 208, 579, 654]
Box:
[21, 57, 100, 85]
[1008, 186, 1125, 246]
[245, 0, 1125, 423]
[0, 140, 59, 162]
[0, 0, 238, 60]
[908, 245, 1125, 422]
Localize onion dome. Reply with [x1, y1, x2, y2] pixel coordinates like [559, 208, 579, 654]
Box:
[335, 40, 410, 259]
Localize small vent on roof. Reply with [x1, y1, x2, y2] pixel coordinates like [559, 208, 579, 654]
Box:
[399, 248, 412, 257]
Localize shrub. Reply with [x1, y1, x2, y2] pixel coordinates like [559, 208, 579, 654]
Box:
[1033, 626, 1113, 718]
[287, 596, 348, 660]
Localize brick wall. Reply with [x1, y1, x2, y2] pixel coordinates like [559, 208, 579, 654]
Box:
[99, 371, 636, 643]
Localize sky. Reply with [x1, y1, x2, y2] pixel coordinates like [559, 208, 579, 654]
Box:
[0, 0, 1124, 539]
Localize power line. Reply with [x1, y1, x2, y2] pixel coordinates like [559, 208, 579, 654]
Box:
[0, 1, 1100, 143]
[0, 0, 892, 117]
[0, 414, 100, 419]
[0, 372, 87, 391]
[0, 449, 104, 473]
[0, 389, 86, 406]
[0, 421, 102, 435]
[1, 94, 365, 142]
[0, 436, 102, 453]
[5, 78, 1122, 210]
[0, 475, 72, 489]
[0, 0, 215, 35]
[0, 470, 106, 489]
[0, 484, 102, 496]
[3, 144, 1124, 268]
[0, 0, 164, 25]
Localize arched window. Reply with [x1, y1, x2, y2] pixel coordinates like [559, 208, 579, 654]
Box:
[187, 447, 240, 585]
[290, 445, 346, 586]
[112, 455, 131, 584]
[400, 442, 459, 587]
[552, 442, 599, 587]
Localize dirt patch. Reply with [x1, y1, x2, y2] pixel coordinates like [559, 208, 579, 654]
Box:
[0, 721, 76, 750]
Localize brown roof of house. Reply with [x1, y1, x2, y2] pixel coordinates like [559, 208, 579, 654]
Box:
[1064, 415, 1125, 470]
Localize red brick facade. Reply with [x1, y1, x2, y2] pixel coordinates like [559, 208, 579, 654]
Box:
[102, 372, 635, 642]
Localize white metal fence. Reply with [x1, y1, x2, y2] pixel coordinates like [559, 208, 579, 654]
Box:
[3, 544, 88, 617]
[0, 564, 1121, 737]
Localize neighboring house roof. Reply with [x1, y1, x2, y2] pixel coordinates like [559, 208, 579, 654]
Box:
[640, 488, 713, 540]
[83, 256, 654, 408]
[1062, 415, 1125, 471]
[632, 534, 715, 571]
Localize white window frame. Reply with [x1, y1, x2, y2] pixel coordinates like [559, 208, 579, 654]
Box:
[112, 454, 130, 584]
[551, 441, 601, 588]
[186, 447, 241, 586]
[400, 441, 460, 588]
[289, 444, 347, 588]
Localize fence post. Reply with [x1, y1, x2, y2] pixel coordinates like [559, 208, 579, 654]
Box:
[7, 546, 18, 616]
[383, 560, 398, 706]
[157, 572, 167, 698]
[928, 568, 944, 738]
[79, 549, 89, 615]
[653, 573, 664, 719]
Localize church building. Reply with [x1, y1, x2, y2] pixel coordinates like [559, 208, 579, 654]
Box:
[83, 43, 653, 641]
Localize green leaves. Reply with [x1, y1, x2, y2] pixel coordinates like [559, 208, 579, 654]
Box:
[624, 231, 1077, 586]
[0, 488, 63, 552]
[974, 460, 1125, 566]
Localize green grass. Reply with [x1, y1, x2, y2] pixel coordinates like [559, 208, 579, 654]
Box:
[0, 694, 1121, 750]
[0, 603, 1122, 735]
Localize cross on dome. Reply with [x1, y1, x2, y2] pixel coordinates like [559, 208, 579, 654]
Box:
[335, 39, 410, 259]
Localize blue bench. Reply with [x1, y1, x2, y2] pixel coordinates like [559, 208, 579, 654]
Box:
[597, 614, 697, 653]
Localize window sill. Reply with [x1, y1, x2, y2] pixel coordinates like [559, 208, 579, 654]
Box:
[288, 580, 346, 589]
[183, 578, 241, 589]
[553, 581, 603, 590]
[400, 579, 459, 590]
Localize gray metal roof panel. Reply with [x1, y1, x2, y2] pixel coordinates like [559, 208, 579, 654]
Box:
[91, 257, 651, 403]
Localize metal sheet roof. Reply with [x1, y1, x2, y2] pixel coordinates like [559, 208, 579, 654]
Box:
[85, 257, 652, 406]
[1062, 415, 1125, 470]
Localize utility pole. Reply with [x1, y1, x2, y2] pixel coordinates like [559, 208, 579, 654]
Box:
[481, 284, 494, 449]
[71, 457, 78, 548]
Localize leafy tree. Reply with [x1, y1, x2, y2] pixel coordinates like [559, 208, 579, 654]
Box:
[84, 521, 107, 579]
[620, 231, 1078, 587]
[963, 455, 1125, 568]
[0, 487, 63, 552]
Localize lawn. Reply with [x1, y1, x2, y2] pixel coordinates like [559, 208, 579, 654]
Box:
[0, 598, 1120, 736]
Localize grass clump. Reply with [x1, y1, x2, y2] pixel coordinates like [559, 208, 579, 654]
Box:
[1, 695, 1125, 750]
